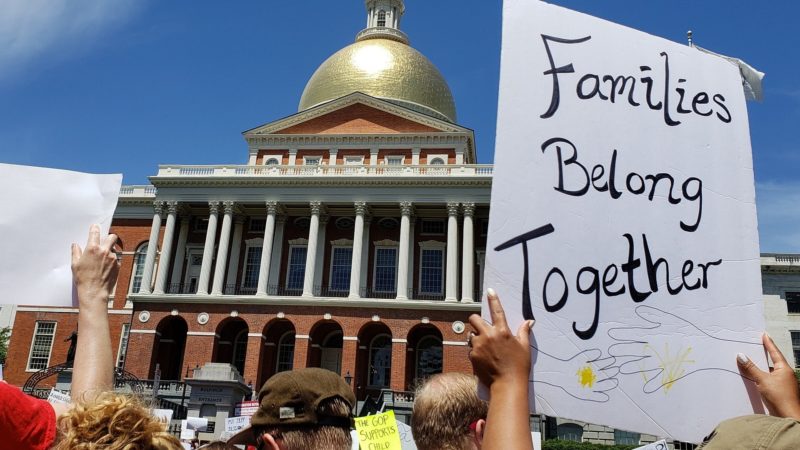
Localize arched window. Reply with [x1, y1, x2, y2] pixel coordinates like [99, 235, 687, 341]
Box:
[368, 334, 392, 387]
[415, 336, 443, 380]
[265, 158, 280, 166]
[557, 423, 583, 442]
[276, 331, 295, 373]
[233, 329, 248, 376]
[429, 157, 445, 165]
[377, 10, 386, 27]
[130, 243, 150, 293]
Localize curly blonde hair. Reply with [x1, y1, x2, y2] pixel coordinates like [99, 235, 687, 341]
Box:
[53, 392, 182, 450]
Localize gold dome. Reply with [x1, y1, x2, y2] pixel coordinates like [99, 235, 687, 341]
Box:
[299, 38, 457, 122]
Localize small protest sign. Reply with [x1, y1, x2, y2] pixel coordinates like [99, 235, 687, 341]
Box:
[225, 415, 250, 433]
[485, 0, 765, 442]
[0, 164, 121, 307]
[185, 417, 209, 431]
[47, 388, 71, 406]
[179, 420, 195, 440]
[354, 410, 402, 450]
[235, 400, 259, 417]
[152, 408, 174, 425]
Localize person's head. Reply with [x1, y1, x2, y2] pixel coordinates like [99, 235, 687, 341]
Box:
[411, 373, 489, 450]
[52, 392, 182, 450]
[228, 368, 355, 450]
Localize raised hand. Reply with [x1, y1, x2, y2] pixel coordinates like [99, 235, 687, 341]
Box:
[737, 333, 800, 420]
[71, 224, 120, 307]
[608, 305, 761, 394]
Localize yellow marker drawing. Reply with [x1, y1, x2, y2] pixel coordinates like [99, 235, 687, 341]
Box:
[576, 366, 596, 388]
[644, 343, 695, 394]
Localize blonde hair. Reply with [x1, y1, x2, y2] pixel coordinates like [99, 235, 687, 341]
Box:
[260, 397, 352, 450]
[53, 392, 182, 450]
[411, 373, 489, 450]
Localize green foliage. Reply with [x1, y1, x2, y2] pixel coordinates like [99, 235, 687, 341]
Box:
[543, 440, 639, 450]
[0, 327, 9, 365]
[795, 369, 800, 385]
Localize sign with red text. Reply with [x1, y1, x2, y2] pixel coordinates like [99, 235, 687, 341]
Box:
[484, 0, 765, 443]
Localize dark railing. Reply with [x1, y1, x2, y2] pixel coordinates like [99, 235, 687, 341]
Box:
[153, 396, 188, 421]
[265, 285, 303, 296]
[223, 284, 257, 296]
[318, 286, 349, 298]
[166, 283, 194, 294]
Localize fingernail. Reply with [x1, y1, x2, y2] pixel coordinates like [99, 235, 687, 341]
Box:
[737, 353, 749, 364]
[528, 320, 535, 329]
[487, 288, 496, 298]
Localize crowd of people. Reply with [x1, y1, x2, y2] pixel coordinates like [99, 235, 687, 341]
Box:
[1, 226, 799, 449]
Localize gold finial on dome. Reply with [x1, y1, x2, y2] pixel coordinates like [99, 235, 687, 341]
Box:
[298, 0, 457, 122]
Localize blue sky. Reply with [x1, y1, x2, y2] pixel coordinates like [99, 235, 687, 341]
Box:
[0, 1, 797, 252]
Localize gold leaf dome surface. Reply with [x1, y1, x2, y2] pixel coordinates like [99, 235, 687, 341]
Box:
[299, 38, 457, 122]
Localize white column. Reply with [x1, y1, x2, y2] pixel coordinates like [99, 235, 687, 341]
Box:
[461, 203, 476, 302]
[197, 202, 220, 295]
[445, 202, 460, 302]
[396, 202, 413, 300]
[226, 215, 246, 289]
[153, 201, 179, 295]
[369, 148, 379, 166]
[257, 202, 279, 296]
[268, 216, 286, 291]
[360, 216, 371, 296]
[302, 202, 323, 297]
[314, 215, 328, 291]
[407, 218, 415, 298]
[411, 147, 421, 165]
[140, 201, 164, 294]
[349, 202, 368, 299]
[288, 148, 298, 166]
[329, 148, 338, 165]
[212, 201, 235, 295]
[170, 214, 191, 292]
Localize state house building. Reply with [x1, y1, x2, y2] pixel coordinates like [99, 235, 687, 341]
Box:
[6, 1, 800, 446]
[6, 0, 486, 401]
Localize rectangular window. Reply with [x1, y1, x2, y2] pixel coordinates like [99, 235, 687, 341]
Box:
[304, 157, 321, 166]
[130, 250, 147, 293]
[386, 156, 404, 165]
[27, 322, 56, 371]
[480, 219, 489, 237]
[374, 247, 397, 292]
[792, 331, 800, 368]
[249, 218, 266, 233]
[329, 247, 353, 291]
[420, 248, 444, 294]
[243, 246, 263, 289]
[345, 156, 363, 165]
[787, 292, 800, 314]
[421, 219, 445, 235]
[116, 323, 131, 370]
[286, 246, 308, 290]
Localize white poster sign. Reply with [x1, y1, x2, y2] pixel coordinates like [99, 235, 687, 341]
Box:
[47, 388, 71, 406]
[185, 416, 209, 431]
[225, 415, 250, 433]
[0, 164, 121, 307]
[152, 408, 174, 425]
[485, 0, 765, 442]
[180, 420, 196, 440]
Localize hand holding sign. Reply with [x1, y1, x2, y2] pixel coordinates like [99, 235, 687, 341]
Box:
[608, 305, 761, 394]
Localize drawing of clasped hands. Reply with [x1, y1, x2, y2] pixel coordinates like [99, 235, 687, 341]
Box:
[532, 346, 619, 403]
[608, 305, 762, 394]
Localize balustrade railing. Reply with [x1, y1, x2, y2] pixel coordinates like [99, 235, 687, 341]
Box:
[156, 164, 493, 178]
